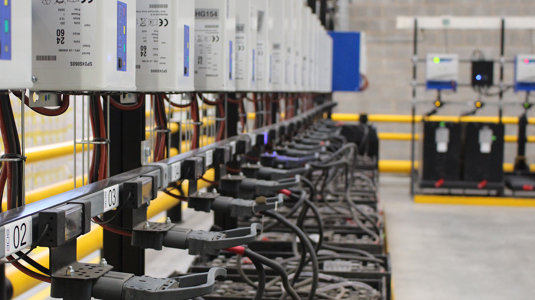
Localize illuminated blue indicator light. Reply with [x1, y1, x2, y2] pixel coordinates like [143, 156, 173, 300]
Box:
[476, 75, 482, 81]
[264, 132, 268, 145]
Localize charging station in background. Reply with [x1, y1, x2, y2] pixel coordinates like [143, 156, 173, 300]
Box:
[328, 31, 367, 92]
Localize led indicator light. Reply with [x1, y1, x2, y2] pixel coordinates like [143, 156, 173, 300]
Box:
[439, 122, 446, 127]
[4, 20, 8, 33]
[525, 58, 530, 64]
[123, 26, 125, 35]
[492, 135, 497, 141]
[123, 44, 125, 53]
[433, 57, 440, 64]
[476, 75, 482, 81]
[4, 0, 7, 6]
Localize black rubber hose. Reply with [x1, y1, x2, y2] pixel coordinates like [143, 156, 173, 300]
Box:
[247, 253, 266, 300]
[262, 210, 318, 300]
[243, 248, 300, 300]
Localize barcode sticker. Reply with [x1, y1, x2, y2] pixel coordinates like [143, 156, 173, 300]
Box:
[36, 55, 57, 61]
[103, 185, 120, 212]
[149, 4, 168, 8]
[4, 217, 33, 258]
[171, 162, 181, 182]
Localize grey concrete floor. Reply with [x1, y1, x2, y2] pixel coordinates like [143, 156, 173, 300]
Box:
[381, 175, 535, 300]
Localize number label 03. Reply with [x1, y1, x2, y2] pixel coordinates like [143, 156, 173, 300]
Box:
[103, 185, 120, 212]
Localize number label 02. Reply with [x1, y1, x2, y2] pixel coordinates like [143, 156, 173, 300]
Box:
[4, 216, 32, 257]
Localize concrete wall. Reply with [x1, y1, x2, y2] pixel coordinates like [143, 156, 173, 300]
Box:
[335, 0, 535, 163]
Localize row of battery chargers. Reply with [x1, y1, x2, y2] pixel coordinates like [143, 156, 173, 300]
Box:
[1, 0, 333, 94]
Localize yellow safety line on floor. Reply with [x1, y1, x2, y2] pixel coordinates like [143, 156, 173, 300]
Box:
[414, 194, 535, 207]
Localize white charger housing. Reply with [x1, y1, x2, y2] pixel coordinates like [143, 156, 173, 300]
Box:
[283, 0, 294, 92]
[293, 0, 303, 92]
[269, 0, 286, 92]
[194, 0, 236, 92]
[136, 0, 195, 93]
[235, 0, 257, 92]
[255, 0, 272, 92]
[32, 0, 137, 92]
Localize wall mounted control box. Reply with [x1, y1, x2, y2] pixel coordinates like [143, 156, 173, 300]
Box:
[0, 0, 33, 90]
[235, 0, 257, 92]
[425, 54, 459, 91]
[269, 0, 285, 92]
[255, 0, 271, 92]
[471, 60, 494, 88]
[515, 55, 535, 91]
[32, 0, 136, 92]
[136, 0, 195, 93]
[194, 0, 236, 92]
